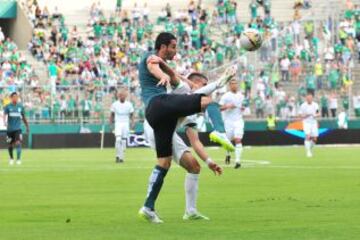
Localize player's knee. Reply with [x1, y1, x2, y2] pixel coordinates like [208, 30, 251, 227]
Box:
[157, 157, 172, 169]
[188, 161, 201, 174]
[234, 138, 242, 144]
[200, 96, 212, 111]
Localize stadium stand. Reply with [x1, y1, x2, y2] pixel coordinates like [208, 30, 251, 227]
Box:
[1, 0, 360, 127]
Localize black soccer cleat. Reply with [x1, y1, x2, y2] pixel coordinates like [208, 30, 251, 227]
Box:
[116, 157, 124, 163]
[225, 155, 231, 165]
[234, 163, 241, 169]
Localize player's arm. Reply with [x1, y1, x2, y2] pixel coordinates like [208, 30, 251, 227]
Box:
[21, 112, 29, 134]
[147, 55, 179, 87]
[185, 127, 223, 175]
[3, 109, 8, 127]
[109, 112, 115, 125]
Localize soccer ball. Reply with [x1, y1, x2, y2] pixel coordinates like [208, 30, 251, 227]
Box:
[240, 29, 263, 51]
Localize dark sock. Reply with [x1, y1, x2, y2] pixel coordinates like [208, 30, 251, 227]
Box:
[206, 102, 226, 133]
[16, 144, 22, 160]
[8, 146, 14, 159]
[144, 165, 169, 210]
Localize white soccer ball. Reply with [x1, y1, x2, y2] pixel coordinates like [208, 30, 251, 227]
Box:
[240, 28, 263, 52]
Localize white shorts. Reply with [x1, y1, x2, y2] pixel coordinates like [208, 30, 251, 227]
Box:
[225, 120, 244, 140]
[115, 123, 130, 138]
[303, 121, 319, 138]
[144, 121, 189, 164]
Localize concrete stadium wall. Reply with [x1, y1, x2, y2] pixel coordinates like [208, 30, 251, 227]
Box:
[0, 3, 32, 50]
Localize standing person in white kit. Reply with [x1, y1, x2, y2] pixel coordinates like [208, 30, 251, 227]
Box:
[220, 79, 245, 169]
[299, 92, 320, 158]
[110, 89, 134, 163]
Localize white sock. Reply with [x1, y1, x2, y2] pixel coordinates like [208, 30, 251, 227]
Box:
[185, 173, 199, 214]
[310, 140, 315, 149]
[115, 137, 124, 159]
[305, 140, 311, 153]
[235, 143, 242, 163]
[194, 81, 218, 95]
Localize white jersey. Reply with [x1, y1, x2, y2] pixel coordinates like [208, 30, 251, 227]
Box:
[172, 81, 197, 128]
[220, 91, 244, 122]
[299, 101, 319, 124]
[110, 100, 134, 124]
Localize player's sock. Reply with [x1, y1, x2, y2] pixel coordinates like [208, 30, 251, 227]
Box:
[206, 102, 226, 133]
[8, 146, 14, 159]
[16, 144, 22, 160]
[310, 140, 315, 149]
[235, 143, 243, 163]
[144, 165, 168, 210]
[115, 137, 123, 160]
[305, 140, 311, 153]
[185, 173, 199, 214]
[122, 138, 127, 150]
[193, 81, 218, 95]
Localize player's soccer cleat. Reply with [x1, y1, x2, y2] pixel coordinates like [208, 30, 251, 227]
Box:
[225, 155, 231, 165]
[216, 65, 238, 89]
[9, 159, 14, 165]
[16, 160, 22, 165]
[138, 207, 164, 224]
[209, 131, 235, 152]
[306, 151, 313, 158]
[183, 212, 210, 221]
[234, 163, 241, 169]
[116, 157, 124, 163]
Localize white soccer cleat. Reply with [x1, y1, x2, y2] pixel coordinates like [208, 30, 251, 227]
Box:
[216, 65, 238, 89]
[16, 160, 22, 165]
[306, 151, 313, 158]
[9, 159, 14, 165]
[138, 207, 164, 224]
[183, 212, 210, 221]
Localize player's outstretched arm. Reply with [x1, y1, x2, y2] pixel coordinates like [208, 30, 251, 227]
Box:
[186, 127, 223, 175]
[147, 55, 180, 87]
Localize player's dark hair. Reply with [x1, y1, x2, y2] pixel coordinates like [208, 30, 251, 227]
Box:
[155, 32, 177, 51]
[307, 91, 314, 97]
[187, 72, 209, 82]
[10, 92, 18, 97]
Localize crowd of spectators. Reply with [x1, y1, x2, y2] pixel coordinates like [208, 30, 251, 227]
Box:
[2, 0, 360, 127]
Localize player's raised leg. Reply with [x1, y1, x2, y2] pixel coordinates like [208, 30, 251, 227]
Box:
[186, 73, 235, 151]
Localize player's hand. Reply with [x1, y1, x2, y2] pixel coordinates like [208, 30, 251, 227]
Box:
[157, 74, 171, 86]
[208, 162, 223, 176]
[26, 127, 30, 135]
[147, 55, 163, 65]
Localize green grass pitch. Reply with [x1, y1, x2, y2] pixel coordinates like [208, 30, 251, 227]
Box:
[0, 146, 359, 240]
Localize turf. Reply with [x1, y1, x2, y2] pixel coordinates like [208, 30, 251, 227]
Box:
[0, 146, 359, 240]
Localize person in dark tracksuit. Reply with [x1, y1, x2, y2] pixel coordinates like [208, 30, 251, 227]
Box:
[3, 92, 29, 165]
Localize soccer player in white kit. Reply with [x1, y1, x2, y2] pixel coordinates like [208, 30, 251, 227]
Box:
[220, 79, 245, 169]
[144, 72, 223, 221]
[110, 89, 134, 163]
[299, 92, 320, 158]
